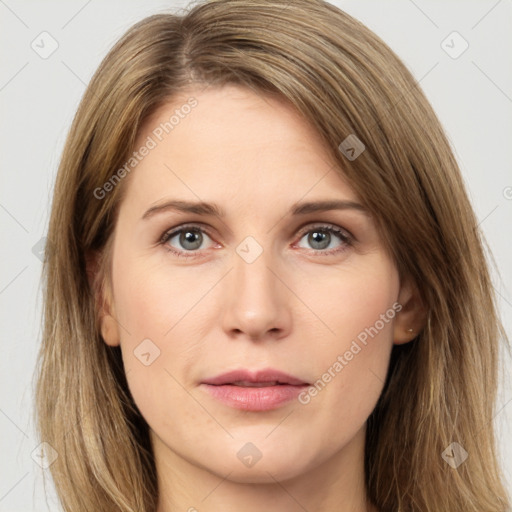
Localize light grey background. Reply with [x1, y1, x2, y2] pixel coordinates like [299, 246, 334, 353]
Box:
[1, 1, 511, 510]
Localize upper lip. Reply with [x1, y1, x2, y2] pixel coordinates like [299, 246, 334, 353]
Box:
[201, 368, 309, 386]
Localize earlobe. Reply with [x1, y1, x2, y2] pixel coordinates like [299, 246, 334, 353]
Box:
[393, 276, 427, 345]
[97, 288, 121, 347]
[100, 314, 121, 347]
[86, 249, 121, 347]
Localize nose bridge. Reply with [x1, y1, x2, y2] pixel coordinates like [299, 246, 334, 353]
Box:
[223, 233, 289, 338]
[233, 234, 278, 303]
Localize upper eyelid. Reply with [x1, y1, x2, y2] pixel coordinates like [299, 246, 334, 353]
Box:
[296, 222, 352, 238]
[161, 221, 354, 244]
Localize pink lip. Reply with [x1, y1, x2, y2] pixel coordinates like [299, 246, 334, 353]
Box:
[200, 368, 309, 411]
[201, 368, 309, 386]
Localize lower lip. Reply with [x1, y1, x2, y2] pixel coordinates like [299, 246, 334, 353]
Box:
[200, 383, 308, 411]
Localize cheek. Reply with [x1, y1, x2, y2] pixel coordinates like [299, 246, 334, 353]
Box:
[110, 258, 215, 423]
[293, 257, 398, 428]
[295, 255, 399, 346]
[113, 258, 203, 347]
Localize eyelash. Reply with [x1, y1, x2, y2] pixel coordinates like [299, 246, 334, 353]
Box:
[159, 223, 354, 259]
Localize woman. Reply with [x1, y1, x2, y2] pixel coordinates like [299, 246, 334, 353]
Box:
[34, 0, 510, 510]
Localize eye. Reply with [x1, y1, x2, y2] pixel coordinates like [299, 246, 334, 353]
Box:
[295, 224, 353, 256]
[159, 222, 353, 259]
[160, 224, 217, 259]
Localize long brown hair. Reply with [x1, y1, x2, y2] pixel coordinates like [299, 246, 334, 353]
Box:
[34, 0, 510, 510]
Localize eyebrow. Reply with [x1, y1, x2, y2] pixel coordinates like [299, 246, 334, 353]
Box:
[142, 199, 368, 220]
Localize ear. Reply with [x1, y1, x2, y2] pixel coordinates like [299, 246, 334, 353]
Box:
[86, 249, 120, 347]
[393, 274, 427, 345]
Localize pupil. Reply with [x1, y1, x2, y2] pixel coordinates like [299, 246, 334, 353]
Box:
[182, 230, 201, 249]
[310, 230, 329, 249]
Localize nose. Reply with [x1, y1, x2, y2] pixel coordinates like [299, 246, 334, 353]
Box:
[221, 241, 292, 341]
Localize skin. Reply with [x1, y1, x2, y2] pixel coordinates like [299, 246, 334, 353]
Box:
[92, 84, 424, 512]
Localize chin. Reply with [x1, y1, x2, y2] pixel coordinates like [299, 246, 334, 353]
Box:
[218, 460, 307, 484]
[197, 442, 316, 484]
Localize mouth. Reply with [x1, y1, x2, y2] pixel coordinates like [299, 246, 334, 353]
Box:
[200, 368, 310, 411]
[201, 368, 309, 387]
[224, 381, 291, 387]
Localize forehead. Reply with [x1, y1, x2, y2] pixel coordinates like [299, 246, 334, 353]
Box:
[122, 84, 360, 212]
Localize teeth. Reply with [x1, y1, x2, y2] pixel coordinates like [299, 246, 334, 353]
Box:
[231, 380, 279, 387]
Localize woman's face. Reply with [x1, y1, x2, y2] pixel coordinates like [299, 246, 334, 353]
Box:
[98, 84, 417, 484]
